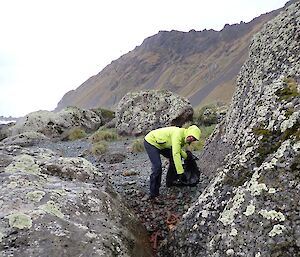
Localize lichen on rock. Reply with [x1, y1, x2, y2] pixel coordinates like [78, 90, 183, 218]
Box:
[259, 209, 285, 222]
[6, 212, 32, 229]
[160, 2, 300, 256]
[26, 190, 46, 202]
[0, 145, 152, 257]
[39, 200, 64, 219]
[115, 90, 193, 135]
[5, 154, 41, 174]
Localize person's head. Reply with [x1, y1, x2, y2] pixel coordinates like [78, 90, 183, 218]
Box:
[185, 125, 201, 144]
[186, 135, 197, 144]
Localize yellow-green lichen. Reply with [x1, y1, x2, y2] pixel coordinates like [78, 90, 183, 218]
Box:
[6, 212, 32, 229]
[259, 210, 285, 222]
[5, 154, 41, 174]
[244, 204, 256, 216]
[7, 175, 34, 189]
[39, 200, 64, 219]
[218, 192, 245, 226]
[7, 181, 18, 189]
[247, 170, 268, 196]
[26, 191, 46, 202]
[268, 188, 276, 194]
[229, 228, 238, 236]
[268, 224, 285, 237]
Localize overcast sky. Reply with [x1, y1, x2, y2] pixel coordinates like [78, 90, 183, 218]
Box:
[0, 0, 289, 117]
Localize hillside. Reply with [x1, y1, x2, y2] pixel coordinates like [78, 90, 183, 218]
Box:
[55, 4, 286, 112]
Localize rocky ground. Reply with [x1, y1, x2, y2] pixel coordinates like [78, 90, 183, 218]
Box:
[30, 137, 211, 256]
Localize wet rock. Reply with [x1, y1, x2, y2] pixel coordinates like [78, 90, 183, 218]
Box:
[0, 145, 153, 257]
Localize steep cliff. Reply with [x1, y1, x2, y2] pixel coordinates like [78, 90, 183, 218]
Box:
[55, 5, 285, 112]
[160, 1, 300, 256]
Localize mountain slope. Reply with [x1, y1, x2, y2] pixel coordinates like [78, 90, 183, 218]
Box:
[55, 5, 286, 112]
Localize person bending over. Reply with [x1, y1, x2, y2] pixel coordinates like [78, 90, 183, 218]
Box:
[143, 125, 201, 202]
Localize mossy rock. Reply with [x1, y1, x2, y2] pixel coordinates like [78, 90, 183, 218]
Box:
[275, 77, 299, 101]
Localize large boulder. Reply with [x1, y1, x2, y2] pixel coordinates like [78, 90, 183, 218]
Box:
[116, 90, 193, 136]
[2, 132, 50, 147]
[0, 145, 152, 257]
[161, 2, 300, 257]
[10, 106, 102, 139]
[0, 123, 15, 141]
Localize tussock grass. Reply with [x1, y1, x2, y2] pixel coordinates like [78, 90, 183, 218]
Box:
[68, 127, 87, 141]
[194, 104, 218, 126]
[90, 129, 118, 143]
[91, 141, 108, 155]
[276, 77, 299, 101]
[130, 138, 145, 153]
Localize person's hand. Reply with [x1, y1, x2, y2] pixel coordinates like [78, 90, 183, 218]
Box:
[186, 150, 199, 160]
[178, 173, 187, 183]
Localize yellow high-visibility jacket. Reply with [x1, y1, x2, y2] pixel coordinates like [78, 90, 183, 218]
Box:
[144, 125, 201, 174]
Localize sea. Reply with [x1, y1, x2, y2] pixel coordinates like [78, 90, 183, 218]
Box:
[0, 120, 17, 125]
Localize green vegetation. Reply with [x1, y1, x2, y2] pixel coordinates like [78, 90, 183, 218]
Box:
[130, 138, 145, 153]
[90, 129, 118, 143]
[223, 167, 253, 188]
[188, 139, 205, 151]
[253, 121, 300, 166]
[194, 104, 219, 126]
[91, 141, 108, 155]
[89, 128, 118, 156]
[285, 107, 295, 118]
[200, 125, 216, 138]
[276, 77, 299, 101]
[183, 108, 217, 151]
[92, 107, 115, 123]
[68, 127, 87, 140]
[291, 153, 300, 171]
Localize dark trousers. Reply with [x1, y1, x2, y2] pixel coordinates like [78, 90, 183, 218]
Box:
[144, 140, 172, 197]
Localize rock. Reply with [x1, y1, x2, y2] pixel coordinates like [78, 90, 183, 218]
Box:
[100, 117, 117, 129]
[0, 122, 14, 141]
[2, 131, 50, 147]
[10, 106, 102, 139]
[116, 90, 193, 136]
[0, 145, 152, 257]
[98, 152, 126, 164]
[160, 2, 300, 256]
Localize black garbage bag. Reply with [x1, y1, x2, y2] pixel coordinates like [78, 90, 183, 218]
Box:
[166, 153, 200, 187]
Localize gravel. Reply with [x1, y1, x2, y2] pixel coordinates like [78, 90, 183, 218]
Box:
[34, 137, 211, 255]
